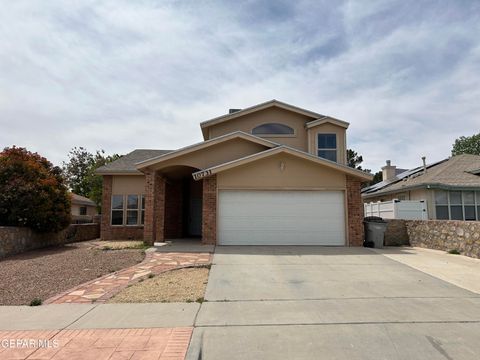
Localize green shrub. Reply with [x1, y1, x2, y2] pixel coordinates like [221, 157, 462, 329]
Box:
[448, 249, 461, 255]
[29, 298, 42, 306]
[0, 147, 71, 232]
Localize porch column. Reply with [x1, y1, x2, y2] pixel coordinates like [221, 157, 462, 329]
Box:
[143, 170, 166, 245]
[100, 175, 112, 240]
[346, 175, 364, 246]
[202, 175, 217, 245]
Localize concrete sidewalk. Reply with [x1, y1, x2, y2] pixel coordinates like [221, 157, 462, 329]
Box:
[0, 303, 200, 330]
[0, 303, 199, 359]
[372, 246, 480, 294]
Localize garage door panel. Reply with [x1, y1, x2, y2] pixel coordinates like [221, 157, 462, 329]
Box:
[219, 217, 342, 230]
[218, 232, 341, 245]
[218, 190, 345, 246]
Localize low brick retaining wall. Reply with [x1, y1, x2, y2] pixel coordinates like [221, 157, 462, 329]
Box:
[406, 220, 480, 258]
[0, 223, 100, 258]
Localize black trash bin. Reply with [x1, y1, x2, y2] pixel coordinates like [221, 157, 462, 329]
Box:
[363, 217, 388, 248]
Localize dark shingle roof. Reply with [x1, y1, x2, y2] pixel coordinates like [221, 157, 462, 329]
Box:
[362, 154, 480, 197]
[96, 149, 172, 174]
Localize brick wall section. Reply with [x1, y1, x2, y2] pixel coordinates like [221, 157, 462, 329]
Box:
[406, 220, 480, 258]
[154, 174, 166, 243]
[100, 176, 113, 240]
[165, 180, 183, 239]
[143, 170, 166, 245]
[346, 176, 364, 246]
[108, 227, 144, 240]
[143, 170, 155, 244]
[100, 175, 145, 241]
[202, 177, 216, 245]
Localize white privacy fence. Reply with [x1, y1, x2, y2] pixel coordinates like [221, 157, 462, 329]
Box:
[364, 200, 428, 220]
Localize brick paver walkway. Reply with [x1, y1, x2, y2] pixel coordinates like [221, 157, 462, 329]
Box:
[0, 327, 192, 360]
[45, 252, 212, 304]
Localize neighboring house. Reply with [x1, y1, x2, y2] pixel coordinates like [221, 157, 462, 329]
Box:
[362, 155, 480, 221]
[71, 193, 98, 223]
[96, 100, 372, 246]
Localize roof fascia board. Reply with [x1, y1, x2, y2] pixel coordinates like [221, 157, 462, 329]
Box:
[95, 170, 144, 175]
[200, 100, 323, 129]
[306, 117, 349, 129]
[135, 131, 277, 170]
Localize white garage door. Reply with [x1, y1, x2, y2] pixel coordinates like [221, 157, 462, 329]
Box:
[218, 190, 345, 245]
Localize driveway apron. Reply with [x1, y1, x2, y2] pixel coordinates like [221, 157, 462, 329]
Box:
[188, 246, 480, 360]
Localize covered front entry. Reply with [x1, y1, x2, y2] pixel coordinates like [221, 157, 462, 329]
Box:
[163, 167, 203, 239]
[217, 190, 346, 245]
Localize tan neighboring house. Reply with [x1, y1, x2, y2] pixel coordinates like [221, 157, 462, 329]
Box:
[96, 100, 372, 246]
[71, 193, 98, 223]
[362, 154, 480, 220]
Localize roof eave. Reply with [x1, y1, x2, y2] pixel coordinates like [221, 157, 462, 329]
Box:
[95, 170, 144, 176]
[362, 183, 480, 198]
[135, 131, 278, 170]
[305, 117, 350, 129]
[193, 146, 373, 182]
[199, 100, 323, 131]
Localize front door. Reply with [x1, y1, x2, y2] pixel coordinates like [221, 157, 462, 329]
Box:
[188, 198, 202, 236]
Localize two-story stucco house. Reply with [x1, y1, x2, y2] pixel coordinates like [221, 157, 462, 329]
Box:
[96, 100, 372, 246]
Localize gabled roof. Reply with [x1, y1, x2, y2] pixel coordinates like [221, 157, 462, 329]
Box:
[305, 117, 349, 129]
[362, 154, 480, 197]
[200, 100, 329, 139]
[192, 145, 373, 181]
[96, 149, 172, 175]
[135, 131, 278, 170]
[71, 193, 96, 206]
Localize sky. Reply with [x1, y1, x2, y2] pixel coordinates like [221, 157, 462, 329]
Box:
[0, 0, 479, 172]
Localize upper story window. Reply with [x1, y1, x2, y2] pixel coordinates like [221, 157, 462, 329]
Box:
[79, 206, 87, 216]
[252, 123, 294, 136]
[317, 133, 337, 162]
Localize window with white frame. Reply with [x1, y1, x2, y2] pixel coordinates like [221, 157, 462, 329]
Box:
[126, 195, 139, 225]
[111, 194, 145, 226]
[435, 190, 479, 221]
[317, 133, 337, 162]
[111, 195, 124, 225]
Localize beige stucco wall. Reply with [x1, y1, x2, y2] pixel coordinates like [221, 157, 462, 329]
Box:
[412, 189, 435, 219]
[207, 107, 313, 152]
[217, 153, 346, 189]
[71, 204, 97, 216]
[112, 175, 146, 194]
[307, 123, 346, 165]
[151, 138, 268, 171]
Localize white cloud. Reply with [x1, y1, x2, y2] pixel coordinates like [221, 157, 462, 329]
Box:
[0, 0, 479, 171]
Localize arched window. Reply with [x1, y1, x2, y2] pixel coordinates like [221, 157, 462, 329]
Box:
[252, 123, 294, 135]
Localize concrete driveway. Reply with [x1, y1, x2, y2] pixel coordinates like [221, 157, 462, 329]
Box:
[187, 246, 480, 360]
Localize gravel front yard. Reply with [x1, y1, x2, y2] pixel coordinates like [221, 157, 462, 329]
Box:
[109, 267, 209, 303]
[0, 242, 145, 305]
